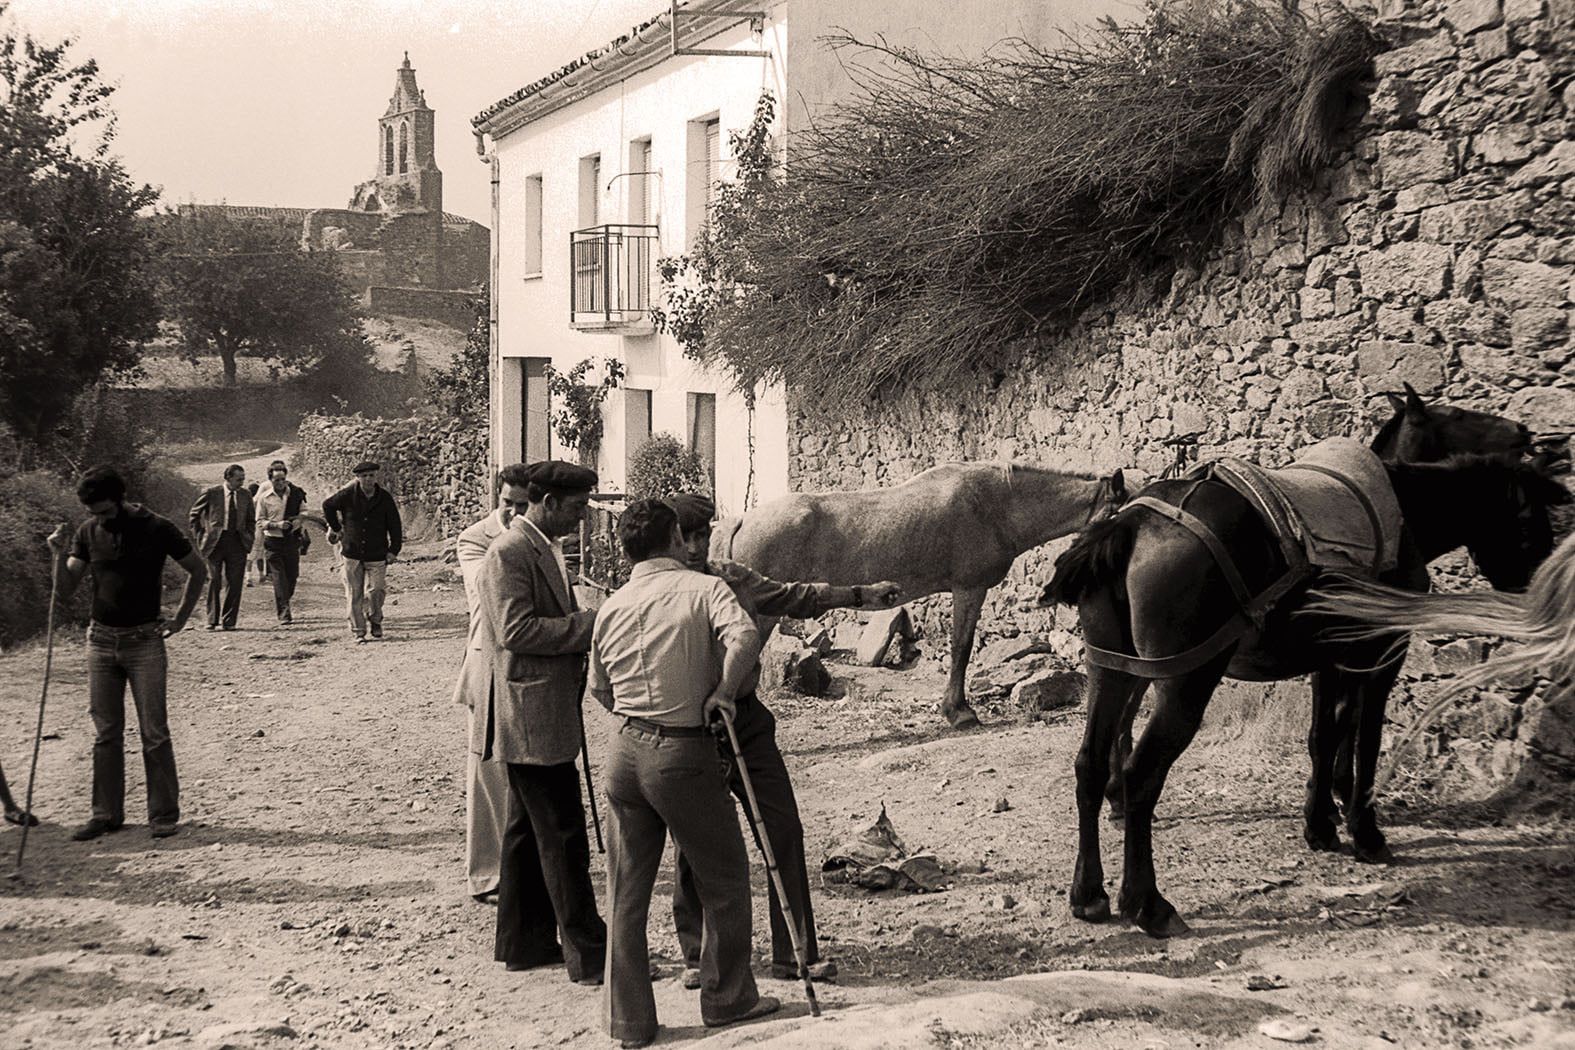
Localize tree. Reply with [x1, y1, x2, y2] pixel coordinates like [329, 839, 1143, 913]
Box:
[0, 4, 161, 445]
[154, 207, 374, 386]
[427, 289, 490, 419]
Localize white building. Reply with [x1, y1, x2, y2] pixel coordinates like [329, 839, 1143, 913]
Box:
[471, 1, 790, 513]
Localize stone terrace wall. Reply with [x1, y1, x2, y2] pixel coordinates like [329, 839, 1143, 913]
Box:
[296, 414, 489, 540]
[368, 286, 477, 330]
[788, 0, 1575, 790]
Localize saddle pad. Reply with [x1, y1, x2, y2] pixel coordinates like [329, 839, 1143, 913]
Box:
[1218, 438, 1401, 576]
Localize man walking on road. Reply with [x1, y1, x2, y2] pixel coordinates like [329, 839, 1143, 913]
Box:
[254, 460, 309, 626]
[473, 460, 606, 984]
[452, 463, 532, 902]
[323, 461, 402, 642]
[666, 493, 903, 987]
[589, 498, 775, 1048]
[188, 464, 254, 631]
[49, 466, 208, 841]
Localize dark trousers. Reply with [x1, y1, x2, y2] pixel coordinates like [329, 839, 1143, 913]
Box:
[495, 761, 606, 982]
[263, 541, 300, 622]
[86, 622, 178, 829]
[605, 722, 758, 1043]
[206, 532, 248, 628]
[673, 694, 817, 969]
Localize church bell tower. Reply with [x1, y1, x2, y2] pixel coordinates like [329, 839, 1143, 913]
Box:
[350, 53, 443, 215]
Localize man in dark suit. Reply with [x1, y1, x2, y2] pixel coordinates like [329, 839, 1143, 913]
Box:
[188, 464, 255, 631]
[466, 460, 606, 985]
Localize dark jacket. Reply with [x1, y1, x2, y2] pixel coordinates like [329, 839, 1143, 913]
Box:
[189, 484, 256, 557]
[323, 482, 402, 562]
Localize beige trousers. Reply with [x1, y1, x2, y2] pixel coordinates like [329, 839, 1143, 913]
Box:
[466, 709, 510, 896]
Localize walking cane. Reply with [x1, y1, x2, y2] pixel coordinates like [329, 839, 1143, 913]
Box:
[719, 709, 821, 1018]
[577, 683, 605, 854]
[14, 534, 62, 876]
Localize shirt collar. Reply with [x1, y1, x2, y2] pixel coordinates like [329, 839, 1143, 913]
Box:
[629, 557, 686, 578]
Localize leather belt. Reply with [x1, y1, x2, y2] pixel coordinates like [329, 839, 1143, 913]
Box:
[623, 716, 709, 738]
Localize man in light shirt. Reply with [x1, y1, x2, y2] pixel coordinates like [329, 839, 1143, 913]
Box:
[451, 463, 532, 902]
[252, 460, 309, 625]
[589, 499, 777, 1049]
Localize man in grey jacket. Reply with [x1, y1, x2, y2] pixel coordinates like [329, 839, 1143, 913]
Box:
[466, 460, 605, 984]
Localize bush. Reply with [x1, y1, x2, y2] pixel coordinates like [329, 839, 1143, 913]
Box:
[0, 470, 90, 648]
[664, 0, 1380, 407]
[625, 433, 711, 501]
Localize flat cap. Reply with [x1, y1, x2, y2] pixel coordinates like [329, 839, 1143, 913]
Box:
[667, 493, 715, 533]
[526, 460, 598, 493]
[352, 460, 380, 475]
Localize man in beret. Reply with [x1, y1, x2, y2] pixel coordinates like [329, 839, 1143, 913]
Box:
[451, 462, 534, 903]
[323, 462, 402, 643]
[665, 492, 903, 988]
[475, 460, 607, 984]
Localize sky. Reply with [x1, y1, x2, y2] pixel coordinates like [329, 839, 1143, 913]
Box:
[8, 0, 674, 222]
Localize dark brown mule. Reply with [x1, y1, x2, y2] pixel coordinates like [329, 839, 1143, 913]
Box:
[1042, 452, 1568, 939]
[1092, 388, 1532, 825]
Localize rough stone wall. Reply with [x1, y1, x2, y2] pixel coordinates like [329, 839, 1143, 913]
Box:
[368, 286, 477, 330]
[787, 0, 1575, 790]
[296, 414, 489, 540]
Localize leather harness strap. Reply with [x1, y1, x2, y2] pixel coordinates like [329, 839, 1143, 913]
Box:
[1125, 496, 1256, 614]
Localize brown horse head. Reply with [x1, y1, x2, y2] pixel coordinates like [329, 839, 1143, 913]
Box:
[1371, 383, 1532, 463]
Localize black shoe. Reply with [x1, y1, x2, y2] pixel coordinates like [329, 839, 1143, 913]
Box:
[150, 824, 179, 839]
[504, 950, 565, 972]
[370, 623, 383, 639]
[621, 1035, 656, 1049]
[205, 624, 219, 631]
[574, 974, 603, 987]
[470, 890, 498, 905]
[772, 959, 838, 981]
[72, 818, 124, 841]
[704, 995, 780, 1028]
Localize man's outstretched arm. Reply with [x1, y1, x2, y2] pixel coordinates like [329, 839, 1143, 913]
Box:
[710, 559, 904, 619]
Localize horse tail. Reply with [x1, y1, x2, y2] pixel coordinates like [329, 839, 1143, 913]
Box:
[1043, 513, 1137, 607]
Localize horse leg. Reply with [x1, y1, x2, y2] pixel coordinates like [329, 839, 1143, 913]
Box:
[1117, 659, 1227, 938]
[1104, 690, 1144, 823]
[941, 585, 986, 729]
[1304, 670, 1345, 852]
[1347, 654, 1403, 864]
[1071, 662, 1143, 924]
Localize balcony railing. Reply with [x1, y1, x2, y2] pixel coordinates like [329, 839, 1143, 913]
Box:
[570, 223, 658, 331]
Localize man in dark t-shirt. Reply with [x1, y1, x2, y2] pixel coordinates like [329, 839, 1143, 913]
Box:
[48, 466, 207, 841]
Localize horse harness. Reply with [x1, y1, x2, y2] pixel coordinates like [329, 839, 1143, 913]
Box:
[1081, 453, 1393, 680]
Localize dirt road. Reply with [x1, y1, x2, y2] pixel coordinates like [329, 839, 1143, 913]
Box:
[2, 534, 1572, 1049]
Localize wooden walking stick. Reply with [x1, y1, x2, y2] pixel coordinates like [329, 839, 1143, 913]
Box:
[14, 533, 62, 875]
[719, 709, 821, 1018]
[577, 681, 604, 854]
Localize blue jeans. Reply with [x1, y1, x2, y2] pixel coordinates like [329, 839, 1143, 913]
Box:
[87, 621, 179, 829]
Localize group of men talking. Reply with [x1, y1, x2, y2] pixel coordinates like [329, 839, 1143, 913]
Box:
[451, 460, 901, 1048]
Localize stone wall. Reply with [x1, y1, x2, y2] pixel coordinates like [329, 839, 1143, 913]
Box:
[787, 0, 1575, 792]
[368, 286, 477, 330]
[296, 414, 489, 540]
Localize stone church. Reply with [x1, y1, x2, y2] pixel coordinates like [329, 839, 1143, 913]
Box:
[180, 55, 488, 328]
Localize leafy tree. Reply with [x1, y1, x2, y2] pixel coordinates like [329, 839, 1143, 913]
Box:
[626, 433, 711, 501]
[427, 290, 490, 419]
[545, 356, 624, 460]
[154, 207, 375, 387]
[0, 4, 160, 445]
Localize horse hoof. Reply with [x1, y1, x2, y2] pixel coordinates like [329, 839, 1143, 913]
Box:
[1353, 840, 1394, 865]
[1304, 826, 1340, 852]
[1071, 897, 1111, 923]
[1142, 910, 1191, 939]
[944, 706, 983, 731]
[1105, 806, 1126, 825]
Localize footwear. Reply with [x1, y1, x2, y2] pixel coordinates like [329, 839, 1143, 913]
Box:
[369, 623, 383, 639]
[771, 959, 838, 982]
[470, 890, 499, 905]
[150, 824, 179, 839]
[621, 1036, 656, 1049]
[205, 624, 218, 631]
[4, 808, 40, 827]
[504, 949, 565, 972]
[704, 995, 780, 1028]
[681, 967, 702, 990]
[353, 635, 368, 645]
[221, 624, 236, 631]
[72, 817, 124, 841]
[573, 973, 603, 987]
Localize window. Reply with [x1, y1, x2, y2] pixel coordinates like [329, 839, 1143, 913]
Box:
[627, 137, 655, 226]
[383, 126, 394, 176]
[523, 174, 543, 277]
[523, 358, 551, 462]
[399, 123, 409, 174]
[578, 153, 601, 227]
[685, 116, 722, 242]
[624, 389, 653, 465]
[687, 392, 716, 487]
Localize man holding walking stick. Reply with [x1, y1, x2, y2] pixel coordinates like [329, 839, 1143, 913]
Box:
[48, 466, 207, 841]
[473, 460, 606, 984]
[589, 499, 778, 1049]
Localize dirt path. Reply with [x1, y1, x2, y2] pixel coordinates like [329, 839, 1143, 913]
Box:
[2, 543, 1572, 1049]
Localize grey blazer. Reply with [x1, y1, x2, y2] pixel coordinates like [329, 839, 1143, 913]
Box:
[468, 519, 595, 765]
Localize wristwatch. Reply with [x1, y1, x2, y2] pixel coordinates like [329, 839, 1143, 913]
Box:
[851, 585, 865, 608]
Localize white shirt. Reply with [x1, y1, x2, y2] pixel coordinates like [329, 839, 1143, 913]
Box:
[517, 516, 571, 597]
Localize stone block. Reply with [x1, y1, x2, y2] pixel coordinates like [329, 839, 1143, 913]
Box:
[1279, 368, 1328, 406]
[1510, 307, 1569, 350]
[967, 653, 1056, 701]
[1507, 385, 1575, 431]
[762, 634, 832, 696]
[1508, 141, 1575, 189]
[974, 636, 1056, 667]
[1357, 242, 1454, 300]
[1504, 0, 1543, 20]
[1394, 183, 1449, 213]
[1435, 637, 1490, 674]
[1357, 340, 1450, 394]
[1373, 34, 1453, 77]
[1419, 74, 1467, 116]
[1012, 670, 1086, 720]
[1444, 0, 1503, 32]
[1417, 199, 1518, 243]
[856, 607, 915, 667]
[1424, 298, 1512, 347]
[1374, 132, 1455, 187]
[1300, 286, 1335, 319]
[1482, 258, 1568, 310]
[1470, 26, 1513, 62]
[1474, 124, 1535, 166]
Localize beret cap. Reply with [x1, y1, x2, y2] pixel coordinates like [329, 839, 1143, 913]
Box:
[352, 461, 380, 474]
[526, 460, 598, 493]
[667, 493, 715, 533]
